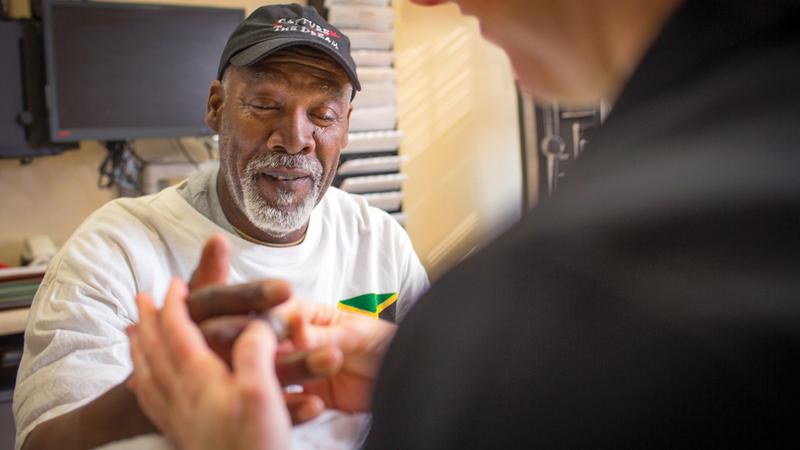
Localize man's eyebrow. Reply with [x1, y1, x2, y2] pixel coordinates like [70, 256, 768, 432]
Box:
[309, 75, 348, 97]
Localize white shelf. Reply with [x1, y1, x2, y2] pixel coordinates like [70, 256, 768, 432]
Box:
[351, 50, 394, 67]
[349, 105, 397, 132]
[343, 129, 403, 154]
[325, 0, 390, 6]
[353, 82, 397, 109]
[359, 190, 403, 211]
[338, 155, 405, 175]
[339, 173, 407, 194]
[328, 5, 393, 31]
[343, 29, 393, 50]
[357, 66, 396, 83]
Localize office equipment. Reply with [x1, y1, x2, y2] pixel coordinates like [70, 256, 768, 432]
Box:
[518, 93, 604, 208]
[0, 266, 45, 312]
[41, 0, 243, 142]
[0, 20, 75, 159]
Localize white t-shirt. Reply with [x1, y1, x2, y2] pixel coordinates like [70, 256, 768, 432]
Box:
[13, 168, 429, 449]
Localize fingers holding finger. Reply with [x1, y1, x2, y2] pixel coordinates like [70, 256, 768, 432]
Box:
[285, 393, 325, 425]
[275, 345, 343, 387]
[187, 280, 293, 323]
[199, 315, 251, 364]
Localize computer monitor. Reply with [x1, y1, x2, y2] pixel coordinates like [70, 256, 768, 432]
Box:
[42, 0, 243, 142]
[0, 20, 28, 151]
[1, 19, 74, 159]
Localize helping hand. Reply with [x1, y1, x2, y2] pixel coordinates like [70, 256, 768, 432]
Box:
[127, 278, 291, 450]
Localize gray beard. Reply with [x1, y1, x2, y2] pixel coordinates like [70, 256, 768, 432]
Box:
[225, 152, 324, 239]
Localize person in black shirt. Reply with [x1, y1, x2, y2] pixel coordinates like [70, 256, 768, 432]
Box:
[127, 1, 800, 449]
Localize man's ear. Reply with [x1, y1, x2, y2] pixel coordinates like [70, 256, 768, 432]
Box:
[205, 80, 224, 133]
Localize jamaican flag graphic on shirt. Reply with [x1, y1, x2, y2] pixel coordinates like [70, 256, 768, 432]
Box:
[338, 292, 398, 322]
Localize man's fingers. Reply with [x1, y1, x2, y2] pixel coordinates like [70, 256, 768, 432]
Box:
[161, 278, 214, 372]
[285, 393, 325, 425]
[199, 315, 251, 363]
[276, 345, 343, 386]
[188, 234, 230, 291]
[187, 280, 293, 322]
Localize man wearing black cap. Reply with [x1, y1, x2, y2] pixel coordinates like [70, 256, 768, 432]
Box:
[13, 4, 428, 450]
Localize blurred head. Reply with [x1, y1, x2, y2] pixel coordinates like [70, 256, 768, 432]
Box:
[206, 46, 353, 241]
[411, 0, 681, 104]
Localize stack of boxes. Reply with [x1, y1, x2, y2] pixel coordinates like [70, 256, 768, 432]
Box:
[310, 0, 407, 225]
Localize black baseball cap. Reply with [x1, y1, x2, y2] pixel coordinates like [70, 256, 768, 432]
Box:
[217, 3, 361, 93]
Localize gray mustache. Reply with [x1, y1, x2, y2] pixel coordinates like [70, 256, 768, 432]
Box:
[246, 152, 323, 179]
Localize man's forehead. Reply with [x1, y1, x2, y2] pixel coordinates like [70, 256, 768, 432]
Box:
[245, 47, 350, 85]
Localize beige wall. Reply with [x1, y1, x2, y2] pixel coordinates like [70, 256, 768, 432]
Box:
[394, 1, 522, 279]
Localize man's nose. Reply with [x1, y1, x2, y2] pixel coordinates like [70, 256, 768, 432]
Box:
[266, 108, 315, 155]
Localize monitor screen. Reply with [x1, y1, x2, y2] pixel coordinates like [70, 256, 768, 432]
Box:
[42, 1, 243, 142]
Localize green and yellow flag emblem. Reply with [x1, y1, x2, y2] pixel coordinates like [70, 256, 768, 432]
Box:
[338, 292, 398, 322]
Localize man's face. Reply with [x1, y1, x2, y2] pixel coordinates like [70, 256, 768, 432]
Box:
[207, 47, 352, 238]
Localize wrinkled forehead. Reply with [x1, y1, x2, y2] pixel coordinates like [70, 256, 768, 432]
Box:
[239, 46, 351, 92]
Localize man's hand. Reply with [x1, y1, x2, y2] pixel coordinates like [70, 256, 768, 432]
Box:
[283, 300, 397, 412]
[128, 278, 291, 450]
[182, 234, 342, 423]
[198, 299, 398, 413]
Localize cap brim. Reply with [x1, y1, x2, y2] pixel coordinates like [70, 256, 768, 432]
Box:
[229, 37, 361, 91]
